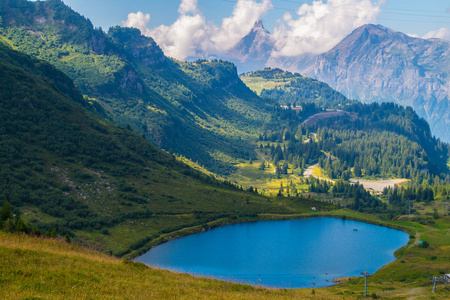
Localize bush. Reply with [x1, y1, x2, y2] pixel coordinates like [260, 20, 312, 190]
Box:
[419, 241, 430, 248]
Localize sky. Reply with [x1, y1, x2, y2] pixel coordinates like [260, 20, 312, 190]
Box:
[60, 0, 450, 60]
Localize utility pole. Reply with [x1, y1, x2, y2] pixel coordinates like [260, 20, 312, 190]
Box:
[406, 200, 413, 215]
[361, 270, 371, 297]
[429, 276, 446, 292]
[442, 203, 449, 215]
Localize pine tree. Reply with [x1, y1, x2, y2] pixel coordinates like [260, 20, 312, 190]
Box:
[258, 161, 265, 170]
[0, 201, 12, 222]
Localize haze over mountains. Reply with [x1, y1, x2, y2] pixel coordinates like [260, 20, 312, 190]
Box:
[303, 24, 450, 143]
[231, 22, 450, 143]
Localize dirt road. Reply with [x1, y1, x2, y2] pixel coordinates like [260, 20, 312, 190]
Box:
[349, 179, 408, 192]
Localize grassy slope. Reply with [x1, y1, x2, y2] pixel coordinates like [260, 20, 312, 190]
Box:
[1, 212, 450, 299]
[0, 3, 448, 298]
[0, 41, 331, 257]
[241, 75, 293, 95]
[0, 232, 333, 300]
[240, 68, 352, 109]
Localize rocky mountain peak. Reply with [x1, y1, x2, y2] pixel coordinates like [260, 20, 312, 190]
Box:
[327, 24, 415, 58]
[235, 20, 272, 56]
[253, 20, 264, 30]
[307, 24, 450, 142]
[227, 20, 274, 72]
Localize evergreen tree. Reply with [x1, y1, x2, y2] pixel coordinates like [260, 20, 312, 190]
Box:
[258, 161, 265, 170]
[0, 201, 12, 222]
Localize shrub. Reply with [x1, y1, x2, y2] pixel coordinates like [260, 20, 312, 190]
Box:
[419, 241, 430, 248]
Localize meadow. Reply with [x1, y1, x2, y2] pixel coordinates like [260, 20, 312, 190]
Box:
[2, 208, 450, 299]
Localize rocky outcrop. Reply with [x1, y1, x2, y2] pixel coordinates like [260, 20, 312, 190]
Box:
[229, 20, 273, 60]
[108, 27, 166, 68]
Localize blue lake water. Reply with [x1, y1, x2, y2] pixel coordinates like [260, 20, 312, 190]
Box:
[135, 217, 409, 288]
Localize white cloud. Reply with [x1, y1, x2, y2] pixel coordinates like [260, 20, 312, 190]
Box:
[178, 0, 199, 15]
[423, 27, 450, 41]
[149, 14, 217, 60]
[122, 12, 152, 36]
[271, 0, 383, 57]
[123, 0, 272, 60]
[212, 0, 273, 50]
[407, 33, 419, 38]
[123, 0, 385, 61]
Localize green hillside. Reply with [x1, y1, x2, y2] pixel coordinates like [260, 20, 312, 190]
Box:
[1, 2, 450, 299]
[0, 41, 339, 256]
[2, 0, 448, 184]
[2, 213, 450, 299]
[240, 68, 449, 182]
[0, 0, 269, 174]
[233, 68, 450, 220]
[241, 68, 355, 109]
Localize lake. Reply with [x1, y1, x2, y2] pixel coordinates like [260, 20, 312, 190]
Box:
[135, 217, 409, 288]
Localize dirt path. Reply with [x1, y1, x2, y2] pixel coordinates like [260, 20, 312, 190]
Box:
[303, 164, 335, 183]
[349, 179, 408, 192]
[302, 111, 356, 125]
[303, 163, 318, 178]
[290, 174, 300, 180]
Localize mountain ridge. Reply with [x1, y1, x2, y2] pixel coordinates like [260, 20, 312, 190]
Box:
[227, 22, 450, 142]
[0, 40, 299, 255]
[227, 20, 274, 73]
[0, 0, 270, 174]
[309, 24, 450, 142]
[268, 24, 450, 142]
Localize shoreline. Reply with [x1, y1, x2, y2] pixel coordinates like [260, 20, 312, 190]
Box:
[127, 211, 414, 290]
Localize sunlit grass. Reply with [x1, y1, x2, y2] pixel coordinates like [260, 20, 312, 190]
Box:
[2, 212, 450, 299]
[240, 76, 293, 95]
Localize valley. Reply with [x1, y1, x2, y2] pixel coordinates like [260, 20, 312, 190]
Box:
[0, 0, 450, 299]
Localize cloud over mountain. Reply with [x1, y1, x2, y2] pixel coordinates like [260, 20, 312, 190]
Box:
[123, 0, 383, 61]
[423, 27, 450, 41]
[123, 0, 272, 60]
[271, 0, 383, 57]
[122, 12, 152, 36]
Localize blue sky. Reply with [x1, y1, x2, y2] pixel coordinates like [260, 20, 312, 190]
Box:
[60, 0, 450, 60]
[62, 0, 449, 36]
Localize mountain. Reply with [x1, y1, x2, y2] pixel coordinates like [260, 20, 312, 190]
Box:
[0, 0, 269, 174]
[297, 24, 450, 142]
[0, 41, 302, 255]
[224, 22, 450, 142]
[227, 20, 274, 73]
[240, 67, 450, 187]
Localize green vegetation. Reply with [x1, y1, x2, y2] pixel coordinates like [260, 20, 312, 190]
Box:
[0, 0, 270, 174]
[1, 212, 450, 299]
[1, 2, 450, 298]
[236, 68, 450, 220]
[241, 67, 355, 109]
[0, 41, 316, 257]
[243, 68, 449, 181]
